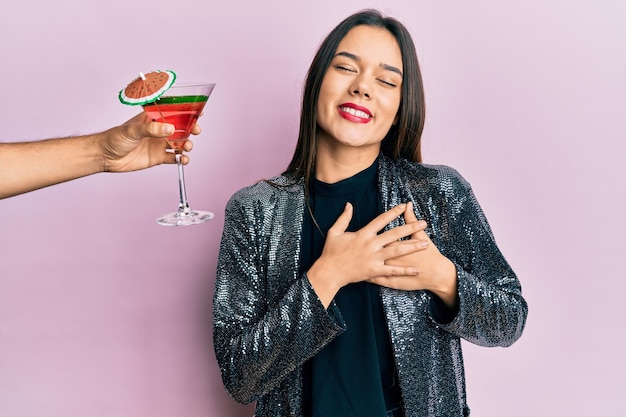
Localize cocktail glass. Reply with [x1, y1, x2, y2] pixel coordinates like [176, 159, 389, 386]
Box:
[142, 82, 216, 226]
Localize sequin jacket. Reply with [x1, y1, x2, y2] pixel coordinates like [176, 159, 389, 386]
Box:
[213, 154, 527, 417]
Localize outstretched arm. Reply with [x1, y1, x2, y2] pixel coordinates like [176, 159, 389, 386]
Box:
[0, 112, 200, 199]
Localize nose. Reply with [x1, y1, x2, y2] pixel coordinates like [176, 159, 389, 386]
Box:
[350, 76, 371, 99]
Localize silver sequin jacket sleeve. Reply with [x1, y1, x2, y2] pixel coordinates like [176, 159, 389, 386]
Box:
[213, 178, 345, 407]
[380, 159, 527, 348]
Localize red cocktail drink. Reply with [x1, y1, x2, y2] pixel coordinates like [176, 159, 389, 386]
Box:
[142, 82, 216, 226]
[143, 95, 208, 151]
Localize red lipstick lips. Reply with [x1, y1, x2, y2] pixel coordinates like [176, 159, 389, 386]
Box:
[338, 102, 372, 123]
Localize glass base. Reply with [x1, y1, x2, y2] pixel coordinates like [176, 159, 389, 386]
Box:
[157, 210, 214, 226]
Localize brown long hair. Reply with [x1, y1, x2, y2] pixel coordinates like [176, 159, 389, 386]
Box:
[283, 9, 426, 189]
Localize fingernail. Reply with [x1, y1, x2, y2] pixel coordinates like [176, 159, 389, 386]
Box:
[418, 220, 427, 228]
[163, 124, 174, 135]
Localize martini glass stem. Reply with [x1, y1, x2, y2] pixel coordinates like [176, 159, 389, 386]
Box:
[175, 151, 192, 216]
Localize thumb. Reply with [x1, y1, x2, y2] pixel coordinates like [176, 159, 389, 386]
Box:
[404, 201, 419, 223]
[328, 202, 353, 236]
[143, 121, 175, 139]
[404, 201, 422, 239]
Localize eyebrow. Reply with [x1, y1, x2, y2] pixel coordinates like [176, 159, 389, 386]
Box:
[335, 51, 403, 77]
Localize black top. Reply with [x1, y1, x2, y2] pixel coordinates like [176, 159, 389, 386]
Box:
[300, 159, 402, 417]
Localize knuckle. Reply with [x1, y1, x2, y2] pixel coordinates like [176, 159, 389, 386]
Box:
[390, 268, 404, 277]
[144, 122, 157, 137]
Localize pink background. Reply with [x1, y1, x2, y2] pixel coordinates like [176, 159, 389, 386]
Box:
[1, 1, 624, 416]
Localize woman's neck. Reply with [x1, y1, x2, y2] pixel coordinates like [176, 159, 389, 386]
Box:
[315, 141, 380, 184]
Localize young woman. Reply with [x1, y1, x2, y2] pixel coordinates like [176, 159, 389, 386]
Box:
[213, 9, 527, 417]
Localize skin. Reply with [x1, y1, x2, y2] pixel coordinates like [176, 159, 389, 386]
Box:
[315, 25, 404, 184]
[0, 112, 201, 199]
[305, 25, 458, 310]
[372, 201, 458, 310]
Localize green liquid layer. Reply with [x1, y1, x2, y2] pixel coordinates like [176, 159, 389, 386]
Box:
[151, 95, 208, 104]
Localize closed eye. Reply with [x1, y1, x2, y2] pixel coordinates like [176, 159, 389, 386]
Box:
[335, 64, 356, 72]
[378, 79, 397, 87]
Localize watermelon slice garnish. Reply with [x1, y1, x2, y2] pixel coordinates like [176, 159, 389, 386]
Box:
[119, 70, 177, 105]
